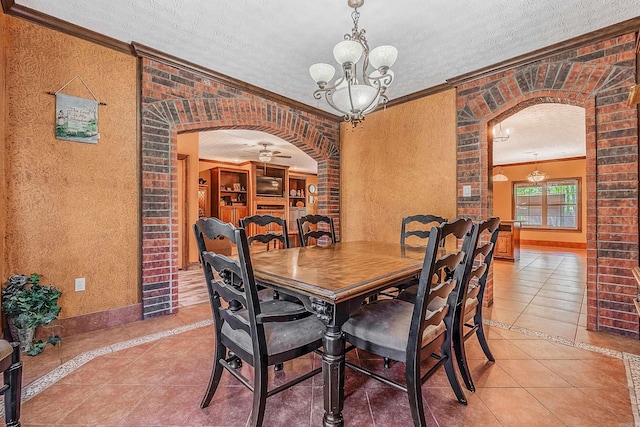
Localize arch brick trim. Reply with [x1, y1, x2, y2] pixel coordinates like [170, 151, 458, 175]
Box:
[456, 34, 639, 337]
[139, 57, 340, 318]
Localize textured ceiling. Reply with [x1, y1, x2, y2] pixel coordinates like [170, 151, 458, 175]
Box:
[199, 130, 317, 174]
[16, 0, 638, 164]
[494, 104, 586, 165]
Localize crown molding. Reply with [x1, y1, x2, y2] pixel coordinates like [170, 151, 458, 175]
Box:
[494, 156, 586, 168]
[385, 82, 452, 109]
[1, 0, 133, 55]
[132, 43, 339, 122]
[448, 16, 640, 87]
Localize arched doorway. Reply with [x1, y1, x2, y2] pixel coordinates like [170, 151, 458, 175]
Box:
[137, 53, 340, 319]
[455, 34, 639, 337]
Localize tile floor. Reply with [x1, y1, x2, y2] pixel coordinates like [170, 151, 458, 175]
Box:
[10, 246, 640, 426]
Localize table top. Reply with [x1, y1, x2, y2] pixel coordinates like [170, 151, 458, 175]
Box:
[251, 241, 427, 303]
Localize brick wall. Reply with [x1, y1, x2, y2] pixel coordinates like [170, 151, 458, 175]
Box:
[139, 56, 340, 318]
[455, 33, 639, 337]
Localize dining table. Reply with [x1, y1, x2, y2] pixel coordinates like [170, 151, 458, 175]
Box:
[251, 240, 427, 427]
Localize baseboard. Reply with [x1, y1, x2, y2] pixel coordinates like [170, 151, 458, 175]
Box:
[36, 303, 143, 340]
[521, 239, 586, 249]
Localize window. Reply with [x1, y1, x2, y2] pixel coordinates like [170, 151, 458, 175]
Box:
[513, 178, 580, 230]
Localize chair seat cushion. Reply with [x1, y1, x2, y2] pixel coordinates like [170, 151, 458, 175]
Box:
[222, 299, 324, 360]
[342, 299, 445, 362]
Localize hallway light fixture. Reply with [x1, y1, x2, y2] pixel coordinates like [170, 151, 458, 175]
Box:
[492, 168, 508, 182]
[526, 153, 547, 183]
[309, 0, 397, 127]
[493, 122, 510, 142]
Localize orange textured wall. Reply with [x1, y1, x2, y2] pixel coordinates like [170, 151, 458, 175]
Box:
[493, 158, 587, 244]
[4, 17, 139, 317]
[0, 15, 7, 291]
[341, 89, 458, 243]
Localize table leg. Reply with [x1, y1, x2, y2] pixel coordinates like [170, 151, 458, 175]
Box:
[322, 325, 345, 427]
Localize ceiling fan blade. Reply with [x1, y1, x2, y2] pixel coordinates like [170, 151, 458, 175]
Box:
[274, 155, 292, 158]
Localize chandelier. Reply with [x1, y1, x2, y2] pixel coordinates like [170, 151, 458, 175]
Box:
[493, 122, 510, 142]
[526, 153, 547, 183]
[309, 0, 398, 127]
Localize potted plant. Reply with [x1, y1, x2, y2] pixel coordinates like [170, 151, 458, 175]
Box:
[2, 273, 62, 355]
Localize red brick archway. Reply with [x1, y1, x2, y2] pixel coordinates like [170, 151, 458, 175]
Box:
[456, 33, 639, 337]
[138, 56, 340, 318]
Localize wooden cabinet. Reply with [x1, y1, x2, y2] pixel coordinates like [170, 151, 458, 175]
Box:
[212, 167, 249, 226]
[494, 220, 521, 261]
[220, 205, 248, 227]
[198, 184, 209, 218]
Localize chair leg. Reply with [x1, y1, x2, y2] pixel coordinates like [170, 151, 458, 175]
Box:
[474, 312, 494, 362]
[453, 327, 475, 392]
[200, 343, 226, 409]
[250, 363, 268, 427]
[442, 335, 467, 405]
[4, 343, 21, 427]
[405, 358, 427, 427]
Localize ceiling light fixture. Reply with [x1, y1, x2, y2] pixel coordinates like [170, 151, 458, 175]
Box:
[526, 153, 547, 183]
[492, 168, 508, 182]
[309, 0, 397, 127]
[493, 122, 510, 142]
[258, 150, 272, 162]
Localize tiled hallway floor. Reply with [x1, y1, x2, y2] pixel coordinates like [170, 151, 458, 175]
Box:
[11, 246, 640, 426]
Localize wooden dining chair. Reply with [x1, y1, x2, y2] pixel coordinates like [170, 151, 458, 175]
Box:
[342, 218, 475, 427]
[239, 214, 290, 250]
[0, 340, 22, 427]
[400, 214, 447, 246]
[193, 217, 324, 427]
[452, 217, 501, 392]
[297, 214, 336, 246]
[379, 214, 448, 301]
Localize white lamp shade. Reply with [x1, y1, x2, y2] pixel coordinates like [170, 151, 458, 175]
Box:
[258, 152, 272, 162]
[333, 84, 379, 114]
[309, 63, 335, 84]
[493, 173, 508, 182]
[333, 40, 363, 65]
[369, 45, 398, 69]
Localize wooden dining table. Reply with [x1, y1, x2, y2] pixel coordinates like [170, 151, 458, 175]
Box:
[251, 241, 427, 427]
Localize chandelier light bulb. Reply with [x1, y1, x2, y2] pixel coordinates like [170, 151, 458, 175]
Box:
[309, 63, 336, 84]
[369, 45, 398, 69]
[333, 40, 363, 65]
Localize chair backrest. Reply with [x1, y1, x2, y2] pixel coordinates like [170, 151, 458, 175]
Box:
[407, 217, 474, 355]
[460, 217, 501, 308]
[297, 214, 336, 246]
[400, 214, 448, 246]
[239, 214, 290, 249]
[193, 217, 267, 361]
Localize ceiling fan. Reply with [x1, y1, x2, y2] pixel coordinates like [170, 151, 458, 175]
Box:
[257, 143, 291, 163]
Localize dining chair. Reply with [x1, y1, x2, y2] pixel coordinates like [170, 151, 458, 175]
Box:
[400, 214, 448, 246]
[0, 340, 22, 427]
[379, 214, 448, 301]
[297, 214, 336, 246]
[239, 214, 290, 250]
[193, 217, 324, 427]
[341, 218, 475, 427]
[452, 217, 501, 392]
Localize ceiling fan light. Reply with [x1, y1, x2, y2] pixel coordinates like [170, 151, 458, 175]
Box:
[258, 153, 271, 162]
[493, 173, 508, 182]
